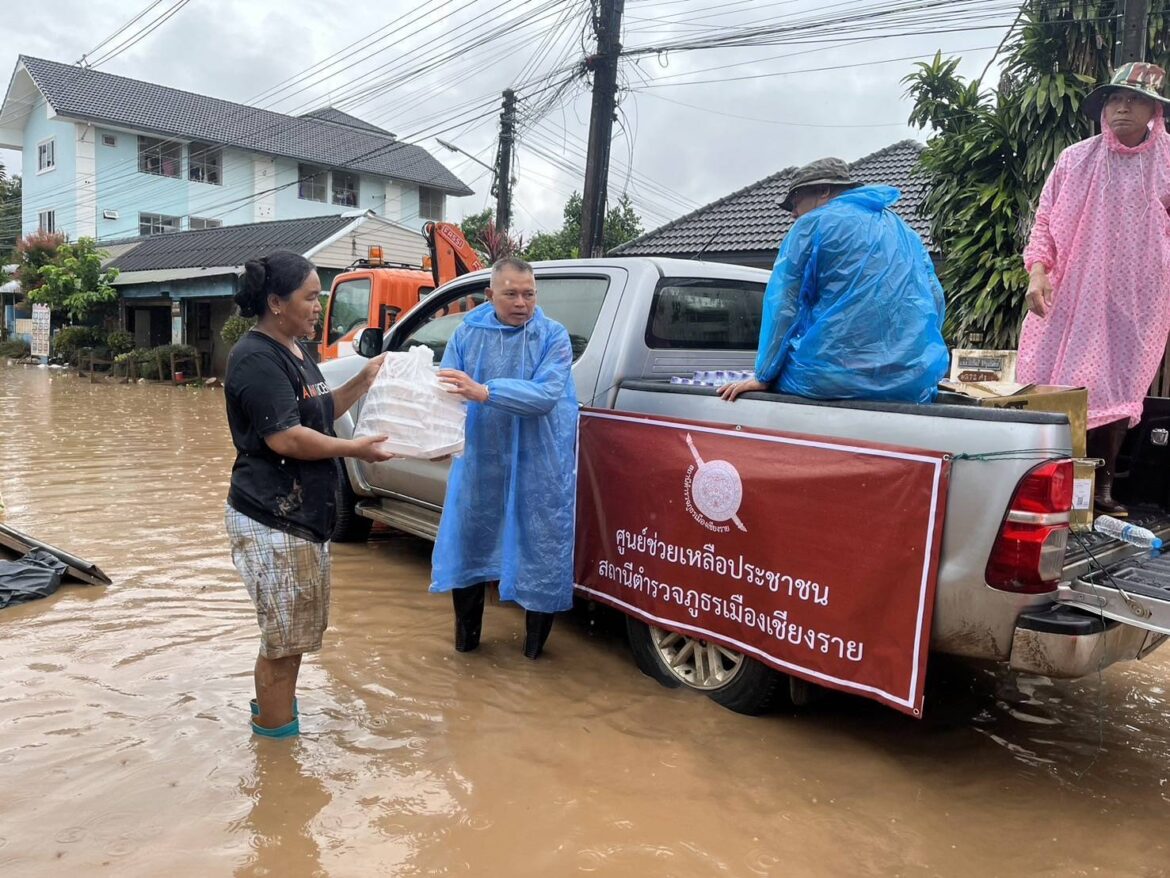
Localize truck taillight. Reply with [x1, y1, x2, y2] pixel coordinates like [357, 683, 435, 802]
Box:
[985, 460, 1073, 594]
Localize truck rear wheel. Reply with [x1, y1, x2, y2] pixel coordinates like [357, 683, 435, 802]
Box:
[624, 617, 788, 715]
[331, 480, 372, 543]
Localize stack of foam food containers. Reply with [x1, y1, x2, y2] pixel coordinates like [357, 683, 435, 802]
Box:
[354, 345, 466, 459]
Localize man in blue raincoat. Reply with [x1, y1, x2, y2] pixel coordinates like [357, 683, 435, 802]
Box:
[720, 157, 949, 404]
[432, 256, 578, 660]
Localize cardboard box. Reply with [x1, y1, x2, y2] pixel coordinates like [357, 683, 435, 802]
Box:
[949, 349, 1018, 384]
[940, 382, 1094, 530]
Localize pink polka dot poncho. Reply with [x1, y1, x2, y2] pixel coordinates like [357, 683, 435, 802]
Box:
[1018, 106, 1170, 428]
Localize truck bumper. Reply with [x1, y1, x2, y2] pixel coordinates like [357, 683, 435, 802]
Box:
[1009, 605, 1168, 678]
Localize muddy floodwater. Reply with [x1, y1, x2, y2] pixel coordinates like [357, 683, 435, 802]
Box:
[4, 365, 1170, 877]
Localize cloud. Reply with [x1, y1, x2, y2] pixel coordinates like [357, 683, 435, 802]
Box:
[0, 0, 1011, 236]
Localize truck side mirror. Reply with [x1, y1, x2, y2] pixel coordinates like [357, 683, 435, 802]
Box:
[354, 327, 383, 358]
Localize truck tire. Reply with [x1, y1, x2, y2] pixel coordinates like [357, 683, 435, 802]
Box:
[331, 480, 372, 543]
[624, 616, 788, 715]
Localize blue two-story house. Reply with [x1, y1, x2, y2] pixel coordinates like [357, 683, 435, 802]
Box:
[0, 56, 471, 240]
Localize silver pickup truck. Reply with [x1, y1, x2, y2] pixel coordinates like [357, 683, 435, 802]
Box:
[319, 257, 1170, 714]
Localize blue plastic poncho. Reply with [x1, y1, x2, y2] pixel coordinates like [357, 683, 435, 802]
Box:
[430, 303, 579, 614]
[755, 185, 949, 403]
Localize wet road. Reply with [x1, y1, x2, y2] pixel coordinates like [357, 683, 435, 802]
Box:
[2, 365, 1170, 878]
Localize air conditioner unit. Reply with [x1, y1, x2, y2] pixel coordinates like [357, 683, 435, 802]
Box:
[103, 210, 119, 220]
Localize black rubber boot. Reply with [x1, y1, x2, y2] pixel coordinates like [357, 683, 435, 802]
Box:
[1089, 420, 1129, 517]
[452, 583, 486, 652]
[523, 611, 555, 660]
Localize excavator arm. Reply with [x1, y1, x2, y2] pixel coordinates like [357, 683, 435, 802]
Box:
[424, 221, 485, 288]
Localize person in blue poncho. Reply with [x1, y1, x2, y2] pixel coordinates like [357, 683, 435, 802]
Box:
[431, 256, 579, 660]
[720, 157, 949, 404]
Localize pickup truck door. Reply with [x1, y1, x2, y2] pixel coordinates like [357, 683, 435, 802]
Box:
[354, 266, 629, 510]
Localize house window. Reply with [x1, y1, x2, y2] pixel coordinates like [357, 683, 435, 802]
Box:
[138, 135, 182, 178]
[418, 186, 444, 220]
[101, 133, 117, 147]
[37, 139, 55, 173]
[189, 142, 222, 185]
[38, 210, 56, 233]
[298, 163, 327, 202]
[332, 171, 359, 207]
[189, 216, 222, 230]
[139, 212, 180, 236]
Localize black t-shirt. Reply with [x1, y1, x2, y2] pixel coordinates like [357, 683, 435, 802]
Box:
[225, 331, 338, 543]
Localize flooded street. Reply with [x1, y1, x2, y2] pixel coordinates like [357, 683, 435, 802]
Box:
[4, 365, 1170, 877]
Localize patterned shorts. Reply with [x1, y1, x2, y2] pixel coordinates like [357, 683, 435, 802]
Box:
[225, 505, 331, 659]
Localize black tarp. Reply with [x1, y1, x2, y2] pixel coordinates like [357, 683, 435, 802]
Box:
[0, 549, 69, 608]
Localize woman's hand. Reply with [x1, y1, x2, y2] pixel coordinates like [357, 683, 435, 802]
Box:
[358, 353, 387, 391]
[348, 435, 396, 463]
[1026, 266, 1055, 318]
[438, 369, 489, 403]
[718, 378, 768, 402]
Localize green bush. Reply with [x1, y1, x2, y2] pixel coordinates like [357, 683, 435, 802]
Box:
[105, 329, 134, 355]
[0, 339, 30, 358]
[52, 326, 105, 362]
[115, 347, 161, 379]
[221, 314, 256, 348]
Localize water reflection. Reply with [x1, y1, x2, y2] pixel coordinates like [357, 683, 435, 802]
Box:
[234, 742, 331, 878]
[3, 365, 1170, 877]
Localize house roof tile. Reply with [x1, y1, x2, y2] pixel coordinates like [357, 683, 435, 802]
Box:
[18, 56, 471, 196]
[107, 214, 357, 273]
[613, 140, 932, 257]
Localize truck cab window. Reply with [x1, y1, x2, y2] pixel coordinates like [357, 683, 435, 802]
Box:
[647, 279, 765, 350]
[394, 276, 610, 363]
[328, 278, 373, 346]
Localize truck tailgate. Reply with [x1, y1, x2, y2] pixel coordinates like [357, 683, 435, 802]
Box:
[1059, 513, 1170, 636]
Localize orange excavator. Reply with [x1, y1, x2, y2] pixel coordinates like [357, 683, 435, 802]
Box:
[320, 221, 484, 361]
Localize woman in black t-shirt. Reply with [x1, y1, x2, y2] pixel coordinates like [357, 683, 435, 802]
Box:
[224, 250, 392, 739]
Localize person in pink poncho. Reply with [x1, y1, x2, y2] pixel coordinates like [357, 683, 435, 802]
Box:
[1019, 61, 1170, 517]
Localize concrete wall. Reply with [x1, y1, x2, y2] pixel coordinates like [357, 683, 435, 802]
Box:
[272, 157, 406, 223]
[93, 129, 256, 240]
[21, 101, 77, 237]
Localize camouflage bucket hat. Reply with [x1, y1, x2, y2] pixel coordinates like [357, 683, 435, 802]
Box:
[1084, 61, 1170, 119]
[779, 157, 862, 211]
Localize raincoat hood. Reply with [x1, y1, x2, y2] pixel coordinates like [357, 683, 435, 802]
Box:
[830, 184, 901, 213]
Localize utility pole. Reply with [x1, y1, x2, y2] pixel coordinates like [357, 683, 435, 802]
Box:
[579, 0, 625, 258]
[494, 89, 517, 233]
[1116, 0, 1150, 65]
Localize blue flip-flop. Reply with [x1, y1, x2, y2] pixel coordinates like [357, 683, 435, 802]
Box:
[251, 716, 299, 739]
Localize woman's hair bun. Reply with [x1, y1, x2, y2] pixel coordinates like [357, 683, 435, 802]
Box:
[234, 251, 314, 319]
[235, 258, 269, 318]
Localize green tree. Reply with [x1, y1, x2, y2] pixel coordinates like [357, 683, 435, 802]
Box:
[522, 192, 644, 261]
[24, 237, 119, 323]
[460, 208, 493, 253]
[905, 0, 1170, 348]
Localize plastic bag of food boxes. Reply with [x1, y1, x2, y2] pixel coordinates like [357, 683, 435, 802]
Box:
[353, 345, 466, 459]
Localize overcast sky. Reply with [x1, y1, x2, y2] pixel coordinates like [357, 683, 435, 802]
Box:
[0, 0, 1013, 238]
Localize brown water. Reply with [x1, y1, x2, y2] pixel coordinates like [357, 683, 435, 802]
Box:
[2, 365, 1170, 878]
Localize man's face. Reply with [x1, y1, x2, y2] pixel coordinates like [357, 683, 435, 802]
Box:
[1105, 90, 1156, 142]
[487, 267, 537, 326]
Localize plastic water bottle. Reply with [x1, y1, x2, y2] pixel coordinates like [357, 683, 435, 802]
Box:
[1094, 515, 1164, 550]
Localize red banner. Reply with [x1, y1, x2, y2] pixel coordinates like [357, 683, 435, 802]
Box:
[573, 409, 951, 717]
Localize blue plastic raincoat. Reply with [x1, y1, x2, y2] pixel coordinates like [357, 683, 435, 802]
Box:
[755, 185, 949, 403]
[430, 303, 579, 613]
